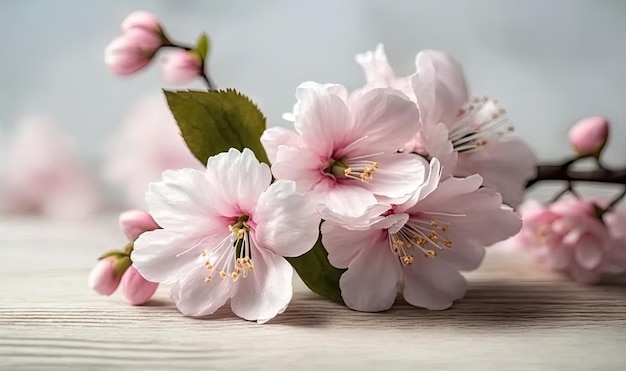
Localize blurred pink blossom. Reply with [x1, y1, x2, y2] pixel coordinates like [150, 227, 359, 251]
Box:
[161, 50, 203, 84]
[0, 116, 101, 218]
[104, 95, 202, 209]
[568, 116, 609, 157]
[514, 198, 626, 283]
[119, 209, 160, 240]
[120, 266, 159, 306]
[121, 11, 162, 34]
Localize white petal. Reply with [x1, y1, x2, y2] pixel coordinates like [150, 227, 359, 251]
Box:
[394, 158, 442, 213]
[170, 264, 238, 317]
[147, 168, 221, 232]
[317, 183, 379, 219]
[260, 127, 303, 165]
[204, 148, 272, 215]
[293, 82, 353, 158]
[132, 229, 228, 284]
[230, 248, 294, 323]
[363, 153, 426, 204]
[344, 88, 420, 156]
[319, 203, 390, 231]
[339, 237, 401, 312]
[355, 44, 396, 86]
[402, 258, 467, 310]
[253, 180, 320, 257]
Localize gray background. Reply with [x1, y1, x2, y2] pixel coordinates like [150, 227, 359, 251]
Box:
[1, 0, 624, 166]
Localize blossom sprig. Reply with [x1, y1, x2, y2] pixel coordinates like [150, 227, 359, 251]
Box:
[94, 11, 625, 322]
[105, 11, 214, 87]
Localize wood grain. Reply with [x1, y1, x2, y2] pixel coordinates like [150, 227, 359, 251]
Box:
[1, 215, 626, 370]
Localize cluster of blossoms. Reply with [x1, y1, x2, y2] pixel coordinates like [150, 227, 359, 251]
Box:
[89, 11, 625, 323]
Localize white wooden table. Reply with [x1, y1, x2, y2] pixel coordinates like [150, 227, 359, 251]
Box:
[1, 214, 625, 370]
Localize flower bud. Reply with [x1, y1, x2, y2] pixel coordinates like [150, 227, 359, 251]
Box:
[121, 266, 159, 305]
[88, 257, 122, 296]
[568, 116, 609, 157]
[119, 210, 159, 241]
[161, 50, 203, 84]
[104, 34, 152, 76]
[121, 11, 162, 34]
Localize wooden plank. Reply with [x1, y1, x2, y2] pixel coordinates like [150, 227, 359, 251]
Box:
[1, 215, 625, 370]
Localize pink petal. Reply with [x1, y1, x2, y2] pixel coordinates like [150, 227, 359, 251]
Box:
[456, 139, 537, 207]
[121, 266, 159, 306]
[318, 203, 390, 231]
[293, 82, 353, 158]
[170, 264, 238, 317]
[132, 229, 226, 284]
[339, 235, 401, 312]
[260, 127, 303, 165]
[272, 146, 326, 193]
[318, 182, 379, 219]
[147, 168, 228, 233]
[402, 258, 468, 310]
[413, 50, 469, 127]
[363, 153, 426, 205]
[420, 122, 458, 177]
[343, 88, 420, 157]
[88, 258, 121, 296]
[253, 180, 320, 257]
[574, 235, 605, 270]
[355, 44, 396, 86]
[405, 174, 484, 213]
[230, 248, 294, 323]
[322, 223, 386, 269]
[204, 148, 272, 216]
[395, 158, 443, 213]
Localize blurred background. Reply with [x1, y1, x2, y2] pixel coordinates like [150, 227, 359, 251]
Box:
[0, 0, 625, 214]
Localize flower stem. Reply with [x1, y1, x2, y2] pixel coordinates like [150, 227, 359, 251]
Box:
[526, 163, 626, 188]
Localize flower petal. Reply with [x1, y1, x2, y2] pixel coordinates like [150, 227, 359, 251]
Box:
[230, 247, 293, 323]
[318, 182, 379, 219]
[574, 235, 605, 270]
[170, 264, 237, 317]
[355, 44, 396, 87]
[293, 82, 353, 158]
[147, 168, 222, 232]
[421, 122, 458, 177]
[344, 88, 420, 156]
[132, 229, 228, 284]
[456, 139, 537, 207]
[260, 127, 303, 165]
[322, 222, 385, 269]
[413, 50, 469, 127]
[253, 180, 320, 257]
[339, 236, 401, 312]
[204, 148, 272, 216]
[364, 153, 426, 205]
[271, 146, 326, 192]
[402, 258, 467, 310]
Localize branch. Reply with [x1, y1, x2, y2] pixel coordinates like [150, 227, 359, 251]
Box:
[526, 164, 626, 188]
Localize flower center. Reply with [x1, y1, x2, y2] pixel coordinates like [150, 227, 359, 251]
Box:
[325, 157, 379, 182]
[388, 213, 456, 265]
[448, 96, 514, 152]
[198, 215, 254, 283]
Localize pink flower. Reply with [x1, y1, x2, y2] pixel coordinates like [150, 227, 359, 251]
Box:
[131, 148, 321, 322]
[0, 116, 100, 218]
[121, 266, 159, 305]
[410, 50, 537, 207]
[103, 95, 202, 209]
[88, 258, 122, 296]
[121, 11, 162, 34]
[322, 159, 522, 311]
[514, 199, 626, 283]
[263, 82, 424, 219]
[568, 116, 609, 157]
[354, 44, 413, 96]
[119, 210, 160, 241]
[160, 50, 203, 84]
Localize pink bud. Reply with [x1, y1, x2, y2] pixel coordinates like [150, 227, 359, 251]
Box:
[161, 50, 203, 84]
[119, 210, 160, 240]
[104, 34, 152, 76]
[121, 11, 161, 33]
[88, 258, 122, 296]
[568, 116, 609, 157]
[121, 266, 159, 305]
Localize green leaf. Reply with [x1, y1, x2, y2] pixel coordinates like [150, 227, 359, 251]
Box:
[195, 33, 210, 60]
[164, 89, 269, 165]
[286, 232, 345, 303]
